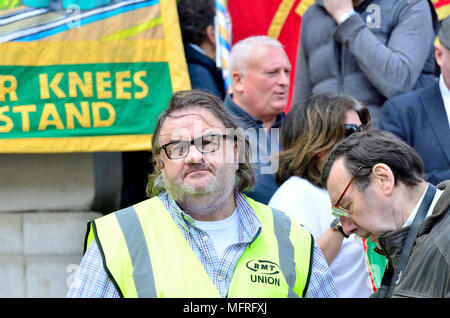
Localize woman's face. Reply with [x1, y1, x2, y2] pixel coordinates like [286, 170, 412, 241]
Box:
[345, 109, 362, 127]
[316, 110, 362, 172]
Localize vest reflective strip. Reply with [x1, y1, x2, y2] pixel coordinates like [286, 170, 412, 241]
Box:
[271, 208, 298, 298]
[115, 207, 157, 298]
[114, 202, 304, 298]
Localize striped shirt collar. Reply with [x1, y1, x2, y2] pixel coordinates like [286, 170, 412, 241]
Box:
[158, 189, 262, 243]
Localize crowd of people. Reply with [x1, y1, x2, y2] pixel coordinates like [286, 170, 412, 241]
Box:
[67, 0, 449, 298]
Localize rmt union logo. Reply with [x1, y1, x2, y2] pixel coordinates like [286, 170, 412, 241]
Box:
[246, 260, 281, 286]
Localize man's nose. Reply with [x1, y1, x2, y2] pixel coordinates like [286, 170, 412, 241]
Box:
[184, 144, 203, 163]
[339, 216, 358, 235]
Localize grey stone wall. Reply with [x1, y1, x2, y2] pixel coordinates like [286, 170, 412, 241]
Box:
[0, 153, 118, 297]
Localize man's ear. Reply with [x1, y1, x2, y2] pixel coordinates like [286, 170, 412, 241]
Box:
[205, 25, 215, 46]
[156, 157, 165, 169]
[435, 45, 444, 67]
[233, 139, 240, 171]
[317, 150, 326, 158]
[232, 70, 244, 93]
[372, 163, 395, 196]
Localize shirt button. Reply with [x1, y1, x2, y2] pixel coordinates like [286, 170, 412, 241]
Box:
[202, 236, 209, 242]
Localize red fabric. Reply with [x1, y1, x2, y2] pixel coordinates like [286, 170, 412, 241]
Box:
[228, 0, 303, 113]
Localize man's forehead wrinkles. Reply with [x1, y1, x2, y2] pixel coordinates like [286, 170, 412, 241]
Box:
[159, 125, 225, 145]
[162, 113, 223, 129]
[166, 108, 222, 125]
[159, 130, 182, 141]
[161, 123, 224, 135]
[167, 112, 202, 120]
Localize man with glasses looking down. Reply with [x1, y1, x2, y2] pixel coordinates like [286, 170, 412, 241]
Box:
[67, 90, 338, 298]
[321, 129, 450, 298]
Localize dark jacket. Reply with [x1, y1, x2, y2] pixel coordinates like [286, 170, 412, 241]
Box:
[293, 0, 438, 124]
[380, 82, 450, 186]
[374, 181, 450, 298]
[184, 43, 225, 100]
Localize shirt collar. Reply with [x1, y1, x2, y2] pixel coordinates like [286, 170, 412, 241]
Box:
[224, 94, 285, 129]
[159, 189, 262, 243]
[439, 75, 450, 127]
[233, 190, 262, 243]
[403, 183, 442, 228]
[187, 42, 206, 56]
[160, 191, 195, 232]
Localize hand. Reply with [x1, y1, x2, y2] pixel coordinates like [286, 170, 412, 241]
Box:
[323, 0, 354, 23]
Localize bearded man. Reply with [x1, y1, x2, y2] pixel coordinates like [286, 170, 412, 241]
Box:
[67, 90, 338, 298]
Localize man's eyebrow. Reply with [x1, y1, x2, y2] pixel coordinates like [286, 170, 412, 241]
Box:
[338, 197, 351, 207]
[163, 139, 183, 144]
[161, 134, 216, 145]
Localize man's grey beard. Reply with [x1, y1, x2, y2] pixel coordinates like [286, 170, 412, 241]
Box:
[159, 163, 237, 216]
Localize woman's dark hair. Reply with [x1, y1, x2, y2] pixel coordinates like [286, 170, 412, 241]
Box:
[276, 92, 370, 187]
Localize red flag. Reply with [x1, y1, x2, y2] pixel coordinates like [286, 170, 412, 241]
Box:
[228, 0, 307, 113]
[435, 0, 450, 21]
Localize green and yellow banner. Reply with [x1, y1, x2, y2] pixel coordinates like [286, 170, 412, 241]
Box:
[0, 0, 190, 153]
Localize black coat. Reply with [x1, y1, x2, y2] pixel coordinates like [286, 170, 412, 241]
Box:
[374, 181, 450, 298]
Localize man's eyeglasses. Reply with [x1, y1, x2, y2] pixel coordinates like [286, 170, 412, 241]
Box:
[345, 124, 364, 137]
[331, 166, 364, 218]
[160, 134, 227, 160]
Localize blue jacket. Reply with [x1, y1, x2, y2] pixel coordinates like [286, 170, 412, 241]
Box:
[380, 82, 450, 185]
[224, 95, 284, 204]
[184, 43, 225, 100]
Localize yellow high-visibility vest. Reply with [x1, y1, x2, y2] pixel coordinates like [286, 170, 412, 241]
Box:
[85, 195, 313, 298]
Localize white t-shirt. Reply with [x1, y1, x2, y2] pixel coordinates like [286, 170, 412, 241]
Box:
[195, 209, 240, 258]
[269, 176, 372, 298]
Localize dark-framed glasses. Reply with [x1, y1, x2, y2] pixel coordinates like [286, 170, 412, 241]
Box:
[331, 166, 365, 218]
[161, 134, 227, 160]
[345, 124, 364, 137]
